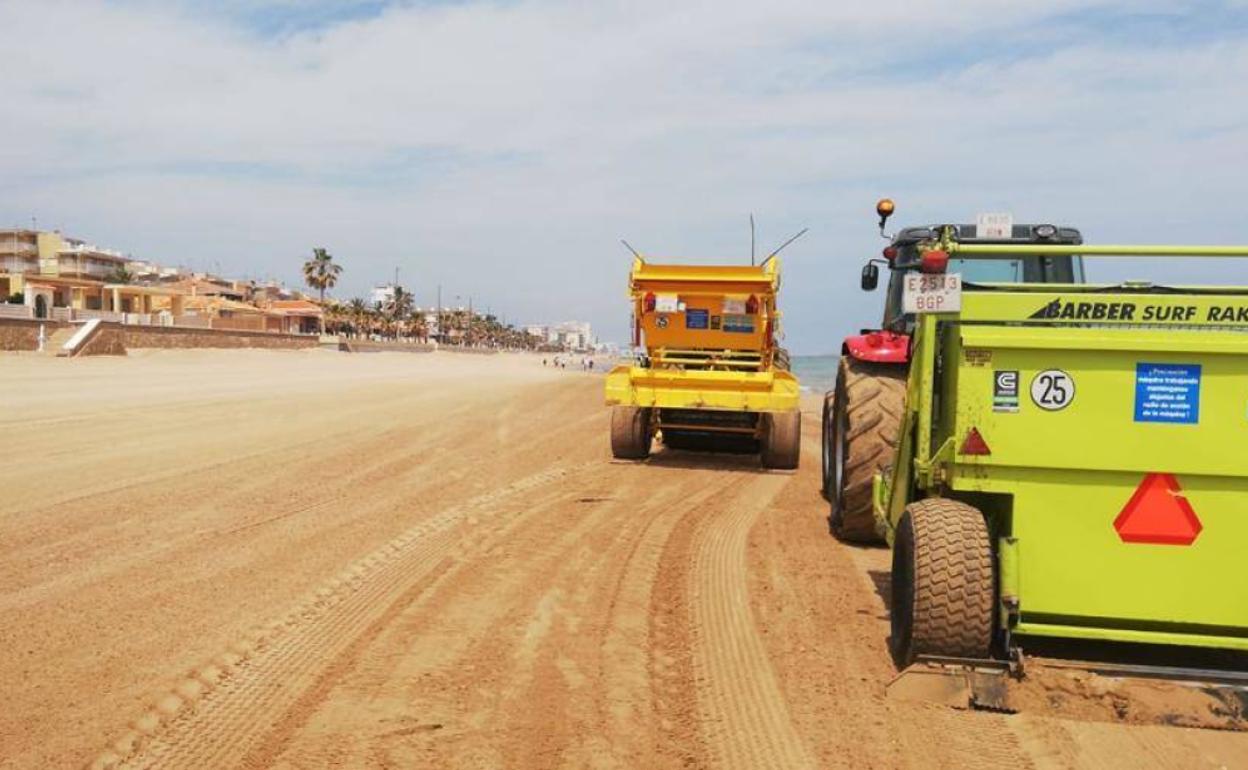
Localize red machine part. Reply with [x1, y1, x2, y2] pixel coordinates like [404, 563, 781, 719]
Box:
[843, 330, 911, 364]
[920, 249, 950, 274]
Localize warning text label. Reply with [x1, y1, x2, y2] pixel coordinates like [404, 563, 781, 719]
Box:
[1134, 363, 1201, 424]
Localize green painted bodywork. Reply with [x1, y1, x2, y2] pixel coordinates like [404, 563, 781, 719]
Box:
[876, 236, 1248, 652]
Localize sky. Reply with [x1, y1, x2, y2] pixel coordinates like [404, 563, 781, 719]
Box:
[3, 0, 1248, 353]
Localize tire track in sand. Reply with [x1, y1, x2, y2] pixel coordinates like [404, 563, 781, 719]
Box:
[689, 471, 819, 770]
[89, 461, 596, 770]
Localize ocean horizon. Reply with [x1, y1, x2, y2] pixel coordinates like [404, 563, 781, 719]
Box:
[791, 354, 839, 394]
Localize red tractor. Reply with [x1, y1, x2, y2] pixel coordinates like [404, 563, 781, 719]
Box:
[821, 200, 1086, 542]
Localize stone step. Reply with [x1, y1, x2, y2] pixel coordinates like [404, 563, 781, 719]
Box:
[40, 326, 77, 356]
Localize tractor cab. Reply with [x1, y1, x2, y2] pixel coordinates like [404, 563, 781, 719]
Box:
[829, 202, 1090, 540]
[868, 220, 1087, 331]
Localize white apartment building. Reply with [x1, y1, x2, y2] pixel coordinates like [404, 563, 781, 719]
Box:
[523, 320, 595, 350]
[369, 284, 397, 309]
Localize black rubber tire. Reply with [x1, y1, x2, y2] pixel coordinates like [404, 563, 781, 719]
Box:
[819, 391, 835, 500]
[774, 347, 791, 372]
[610, 405, 651, 459]
[760, 411, 801, 470]
[890, 498, 995, 668]
[829, 356, 906, 544]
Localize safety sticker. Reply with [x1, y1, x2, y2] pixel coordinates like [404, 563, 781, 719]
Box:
[686, 308, 709, 330]
[723, 297, 747, 314]
[964, 348, 992, 367]
[993, 370, 1019, 413]
[722, 314, 755, 333]
[656, 314, 669, 329]
[1031, 369, 1075, 411]
[710, 315, 722, 330]
[1135, 363, 1201, 424]
[655, 294, 680, 313]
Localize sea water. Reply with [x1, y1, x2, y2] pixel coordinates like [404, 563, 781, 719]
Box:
[791, 355, 839, 395]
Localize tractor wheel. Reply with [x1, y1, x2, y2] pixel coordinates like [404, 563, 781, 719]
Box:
[820, 391, 835, 500]
[774, 347, 792, 372]
[890, 498, 994, 668]
[829, 356, 906, 544]
[760, 411, 801, 470]
[610, 406, 652, 460]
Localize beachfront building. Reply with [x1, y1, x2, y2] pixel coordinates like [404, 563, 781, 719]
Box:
[522, 321, 595, 351]
[1, 230, 130, 281]
[179, 295, 274, 332]
[522, 324, 548, 341]
[158, 295, 321, 335]
[0, 226, 325, 335]
[160, 275, 251, 302]
[268, 299, 324, 335]
[369, 284, 397, 310]
[127, 259, 183, 283]
[1, 229, 130, 304]
[0, 229, 187, 319]
[422, 311, 441, 340]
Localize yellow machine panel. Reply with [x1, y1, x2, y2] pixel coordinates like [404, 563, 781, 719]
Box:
[605, 254, 801, 468]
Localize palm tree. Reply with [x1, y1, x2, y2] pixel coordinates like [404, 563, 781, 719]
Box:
[328, 302, 356, 336]
[302, 247, 342, 332]
[387, 286, 414, 339]
[348, 297, 368, 338]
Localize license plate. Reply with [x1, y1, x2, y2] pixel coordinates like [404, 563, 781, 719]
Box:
[976, 212, 1014, 239]
[903, 273, 962, 314]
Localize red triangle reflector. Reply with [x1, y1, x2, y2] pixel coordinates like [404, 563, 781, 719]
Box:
[1113, 473, 1202, 546]
[960, 427, 991, 455]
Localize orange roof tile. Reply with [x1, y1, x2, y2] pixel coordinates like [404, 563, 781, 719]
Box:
[268, 299, 323, 316]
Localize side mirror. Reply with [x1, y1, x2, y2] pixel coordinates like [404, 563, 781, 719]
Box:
[861, 263, 879, 291]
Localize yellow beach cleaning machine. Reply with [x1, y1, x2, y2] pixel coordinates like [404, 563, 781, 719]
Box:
[605, 254, 801, 468]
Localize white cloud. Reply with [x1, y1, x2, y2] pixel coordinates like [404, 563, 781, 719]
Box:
[1, 0, 1246, 351]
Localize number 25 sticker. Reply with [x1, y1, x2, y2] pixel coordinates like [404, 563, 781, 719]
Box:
[1031, 369, 1075, 411]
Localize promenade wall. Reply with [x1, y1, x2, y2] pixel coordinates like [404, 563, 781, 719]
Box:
[0, 318, 317, 355]
[0, 319, 71, 351]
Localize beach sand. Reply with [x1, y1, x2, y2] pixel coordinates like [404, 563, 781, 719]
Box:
[1, 349, 1244, 769]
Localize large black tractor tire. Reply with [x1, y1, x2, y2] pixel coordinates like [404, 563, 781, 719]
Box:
[760, 411, 801, 470]
[890, 498, 995, 668]
[774, 347, 792, 372]
[828, 356, 906, 544]
[610, 405, 652, 460]
[819, 391, 835, 500]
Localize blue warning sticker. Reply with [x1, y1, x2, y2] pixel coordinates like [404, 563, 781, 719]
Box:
[685, 308, 709, 329]
[722, 314, 755, 333]
[1134, 363, 1201, 424]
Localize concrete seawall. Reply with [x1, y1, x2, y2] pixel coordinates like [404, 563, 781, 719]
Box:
[0, 318, 317, 355]
[339, 339, 436, 354]
[0, 319, 72, 351]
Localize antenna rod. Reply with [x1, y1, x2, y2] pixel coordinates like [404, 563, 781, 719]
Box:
[765, 227, 808, 259]
[750, 214, 756, 266]
[620, 239, 642, 259]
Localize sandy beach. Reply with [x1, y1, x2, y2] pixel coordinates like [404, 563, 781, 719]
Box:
[1, 349, 1245, 769]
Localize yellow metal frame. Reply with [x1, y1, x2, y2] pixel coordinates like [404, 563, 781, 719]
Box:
[604, 364, 800, 411]
[605, 253, 799, 415]
[874, 232, 1248, 653]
